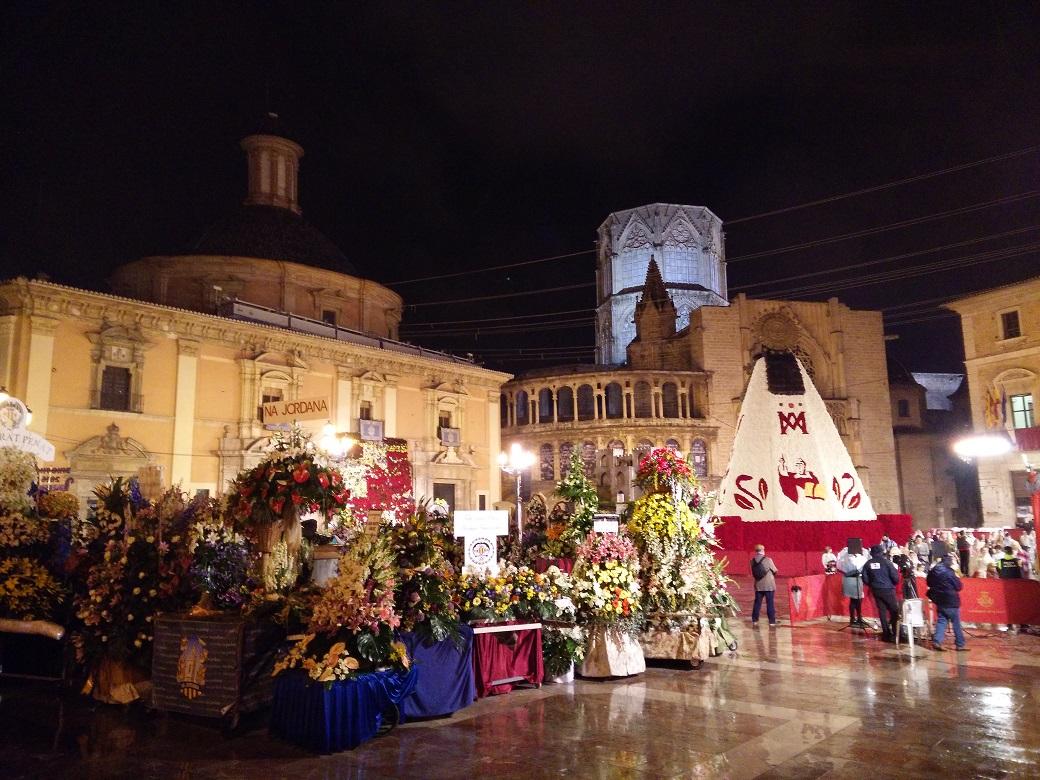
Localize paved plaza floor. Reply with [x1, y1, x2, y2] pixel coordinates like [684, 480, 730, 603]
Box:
[2, 591, 1039, 779]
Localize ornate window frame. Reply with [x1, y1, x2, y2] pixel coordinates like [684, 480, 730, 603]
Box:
[87, 322, 150, 413]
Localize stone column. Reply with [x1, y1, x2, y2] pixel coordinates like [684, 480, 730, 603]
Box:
[383, 375, 399, 437]
[0, 315, 15, 392]
[552, 387, 559, 423]
[25, 315, 59, 434]
[335, 367, 354, 433]
[487, 390, 502, 502]
[237, 358, 258, 438]
[171, 339, 200, 487]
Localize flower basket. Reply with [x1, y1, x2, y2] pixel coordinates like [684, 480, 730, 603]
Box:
[86, 656, 149, 704]
[639, 612, 703, 667]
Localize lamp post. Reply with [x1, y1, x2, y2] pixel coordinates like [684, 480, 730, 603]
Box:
[498, 442, 534, 542]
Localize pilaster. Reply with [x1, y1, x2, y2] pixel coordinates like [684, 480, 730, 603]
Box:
[25, 315, 59, 434]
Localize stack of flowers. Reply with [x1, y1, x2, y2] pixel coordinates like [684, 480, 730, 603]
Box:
[273, 534, 408, 684]
[389, 506, 461, 644]
[188, 522, 251, 610]
[570, 532, 641, 634]
[70, 480, 195, 678]
[456, 564, 569, 623]
[627, 448, 737, 631]
[0, 448, 66, 626]
[556, 452, 600, 544]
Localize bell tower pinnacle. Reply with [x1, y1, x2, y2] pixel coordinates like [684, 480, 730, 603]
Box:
[240, 113, 304, 214]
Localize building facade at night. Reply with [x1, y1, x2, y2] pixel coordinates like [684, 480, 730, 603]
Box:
[946, 276, 1040, 526]
[0, 121, 509, 511]
[503, 248, 901, 515]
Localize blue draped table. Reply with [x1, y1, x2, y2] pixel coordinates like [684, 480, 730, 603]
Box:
[398, 625, 476, 719]
[270, 667, 418, 753]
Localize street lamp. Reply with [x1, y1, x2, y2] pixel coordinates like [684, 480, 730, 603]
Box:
[498, 442, 534, 541]
[952, 432, 1013, 460]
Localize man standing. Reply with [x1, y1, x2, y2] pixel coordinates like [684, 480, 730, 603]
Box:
[880, 534, 897, 556]
[997, 546, 1023, 579]
[926, 553, 967, 652]
[861, 544, 901, 643]
[750, 544, 779, 627]
[956, 531, 972, 576]
[838, 546, 868, 626]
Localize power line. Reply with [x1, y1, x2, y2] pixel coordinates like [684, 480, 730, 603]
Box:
[387, 249, 594, 286]
[725, 145, 1040, 225]
[405, 282, 594, 308]
[401, 307, 595, 327]
[727, 191, 1040, 262]
[730, 225, 1040, 292]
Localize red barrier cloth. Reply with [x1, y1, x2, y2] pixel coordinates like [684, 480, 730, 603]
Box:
[1014, 426, 1040, 451]
[471, 624, 543, 698]
[787, 575, 830, 623]
[713, 516, 913, 554]
[533, 558, 574, 574]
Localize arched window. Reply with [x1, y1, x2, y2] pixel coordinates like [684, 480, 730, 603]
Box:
[539, 443, 555, 481]
[559, 441, 574, 468]
[662, 382, 679, 418]
[666, 438, 680, 453]
[635, 439, 653, 464]
[634, 381, 653, 418]
[577, 384, 595, 421]
[557, 387, 575, 422]
[581, 441, 596, 478]
[604, 382, 624, 419]
[515, 390, 529, 425]
[538, 388, 553, 422]
[607, 439, 625, 458]
[691, 439, 708, 477]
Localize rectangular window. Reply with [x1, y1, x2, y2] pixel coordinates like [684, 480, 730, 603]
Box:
[1011, 394, 1034, 429]
[897, 399, 910, 418]
[438, 411, 452, 430]
[359, 400, 373, 421]
[1001, 310, 1021, 340]
[259, 387, 283, 420]
[100, 366, 131, 411]
[321, 309, 337, 326]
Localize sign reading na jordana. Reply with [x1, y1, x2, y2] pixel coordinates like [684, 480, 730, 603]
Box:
[261, 396, 331, 424]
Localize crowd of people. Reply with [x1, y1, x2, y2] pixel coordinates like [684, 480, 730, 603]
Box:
[750, 524, 1037, 653]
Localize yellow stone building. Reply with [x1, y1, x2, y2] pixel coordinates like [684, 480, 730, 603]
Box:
[0, 120, 509, 511]
[946, 275, 1040, 526]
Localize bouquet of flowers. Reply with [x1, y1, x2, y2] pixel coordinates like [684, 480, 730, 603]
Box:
[274, 535, 408, 684]
[570, 532, 641, 633]
[70, 480, 194, 669]
[456, 564, 569, 623]
[0, 507, 51, 550]
[635, 448, 694, 494]
[556, 452, 600, 543]
[0, 556, 64, 621]
[542, 625, 585, 679]
[188, 522, 250, 609]
[37, 490, 80, 519]
[0, 448, 36, 514]
[229, 426, 350, 530]
[455, 571, 514, 622]
[389, 507, 461, 644]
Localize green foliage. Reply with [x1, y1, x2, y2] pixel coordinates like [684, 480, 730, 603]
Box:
[556, 452, 599, 541]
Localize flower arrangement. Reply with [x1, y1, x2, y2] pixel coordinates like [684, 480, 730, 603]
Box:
[389, 507, 461, 644]
[456, 565, 568, 623]
[542, 625, 585, 679]
[0, 448, 36, 513]
[37, 490, 80, 519]
[571, 532, 642, 633]
[0, 508, 51, 550]
[0, 556, 64, 620]
[188, 522, 250, 609]
[229, 444, 349, 529]
[635, 448, 694, 493]
[274, 534, 407, 684]
[70, 480, 194, 669]
[556, 452, 600, 542]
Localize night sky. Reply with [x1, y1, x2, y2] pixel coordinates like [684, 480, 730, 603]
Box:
[4, 3, 1039, 376]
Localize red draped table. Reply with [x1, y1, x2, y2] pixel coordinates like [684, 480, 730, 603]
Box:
[471, 621, 543, 697]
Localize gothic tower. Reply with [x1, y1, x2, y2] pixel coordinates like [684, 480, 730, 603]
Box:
[595, 203, 727, 364]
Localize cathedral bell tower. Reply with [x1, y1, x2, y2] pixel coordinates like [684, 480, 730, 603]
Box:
[240, 113, 304, 214]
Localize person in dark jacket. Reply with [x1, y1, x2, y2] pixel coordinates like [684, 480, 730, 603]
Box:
[861, 544, 900, 642]
[956, 531, 971, 576]
[926, 554, 967, 651]
[750, 544, 779, 627]
[997, 546, 1023, 579]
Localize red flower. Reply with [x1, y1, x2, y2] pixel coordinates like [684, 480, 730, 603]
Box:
[270, 496, 286, 515]
[317, 472, 330, 490]
[238, 483, 253, 497]
[292, 462, 310, 484]
[331, 471, 342, 486]
[291, 493, 303, 506]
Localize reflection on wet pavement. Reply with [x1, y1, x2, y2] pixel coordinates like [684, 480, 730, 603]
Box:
[3, 607, 1040, 779]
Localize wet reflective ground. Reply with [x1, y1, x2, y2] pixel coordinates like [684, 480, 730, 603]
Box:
[3, 585, 1039, 779]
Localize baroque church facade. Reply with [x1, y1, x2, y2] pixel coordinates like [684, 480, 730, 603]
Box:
[0, 118, 509, 511]
[502, 203, 901, 516]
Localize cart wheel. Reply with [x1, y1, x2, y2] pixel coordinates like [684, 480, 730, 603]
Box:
[727, 641, 738, 652]
[689, 659, 704, 670]
[376, 702, 400, 737]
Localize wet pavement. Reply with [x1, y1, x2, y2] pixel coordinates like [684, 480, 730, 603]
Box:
[3, 581, 1039, 779]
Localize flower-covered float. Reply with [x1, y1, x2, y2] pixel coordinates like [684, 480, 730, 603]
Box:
[626, 448, 738, 667]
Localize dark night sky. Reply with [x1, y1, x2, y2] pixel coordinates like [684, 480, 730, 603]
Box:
[3, 3, 1039, 376]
